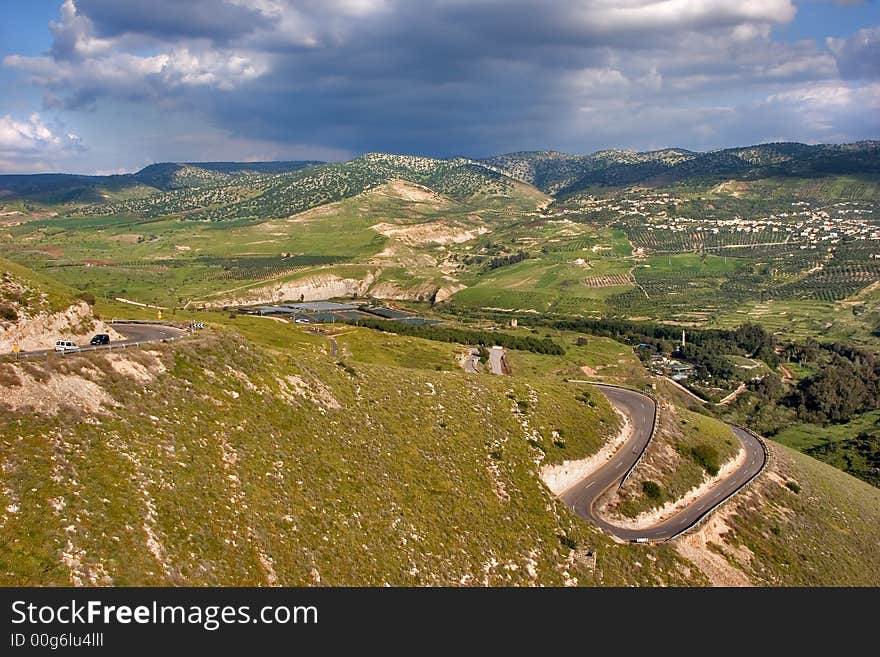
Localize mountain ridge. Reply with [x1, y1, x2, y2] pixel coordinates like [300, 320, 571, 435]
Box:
[1, 139, 878, 218]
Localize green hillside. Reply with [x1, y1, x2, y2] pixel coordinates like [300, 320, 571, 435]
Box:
[484, 140, 880, 195]
[1, 314, 878, 586]
[0, 255, 78, 314]
[713, 441, 880, 586]
[0, 327, 705, 587]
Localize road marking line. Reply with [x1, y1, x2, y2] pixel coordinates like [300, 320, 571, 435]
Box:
[584, 481, 596, 489]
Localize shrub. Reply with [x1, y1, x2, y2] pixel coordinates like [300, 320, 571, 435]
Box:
[0, 303, 18, 321]
[559, 534, 578, 550]
[76, 292, 96, 306]
[689, 443, 721, 476]
[785, 481, 801, 494]
[642, 480, 664, 500]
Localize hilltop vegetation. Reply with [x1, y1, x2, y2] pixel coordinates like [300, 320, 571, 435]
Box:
[483, 141, 880, 195]
[68, 154, 529, 222]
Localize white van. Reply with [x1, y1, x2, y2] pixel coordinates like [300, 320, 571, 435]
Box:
[54, 340, 79, 353]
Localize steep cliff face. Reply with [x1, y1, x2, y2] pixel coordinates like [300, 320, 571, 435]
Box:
[202, 270, 380, 308]
[0, 270, 122, 352]
[204, 268, 467, 307]
[0, 300, 123, 352]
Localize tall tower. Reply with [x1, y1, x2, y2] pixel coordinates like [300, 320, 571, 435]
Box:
[681, 330, 686, 348]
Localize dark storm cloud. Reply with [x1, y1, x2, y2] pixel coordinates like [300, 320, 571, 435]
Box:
[3, 0, 879, 171]
[76, 0, 271, 43]
[829, 26, 880, 79]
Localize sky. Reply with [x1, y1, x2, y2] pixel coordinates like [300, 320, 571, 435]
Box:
[0, 0, 878, 174]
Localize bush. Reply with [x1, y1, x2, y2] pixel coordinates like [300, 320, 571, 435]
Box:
[76, 292, 96, 306]
[689, 443, 721, 476]
[527, 438, 545, 453]
[0, 303, 18, 321]
[785, 481, 801, 494]
[642, 480, 664, 500]
[559, 534, 578, 550]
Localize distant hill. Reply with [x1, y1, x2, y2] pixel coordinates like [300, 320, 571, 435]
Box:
[0, 172, 156, 205]
[0, 160, 322, 204]
[131, 161, 322, 190]
[483, 141, 880, 196]
[74, 153, 532, 221]
[2, 140, 878, 216]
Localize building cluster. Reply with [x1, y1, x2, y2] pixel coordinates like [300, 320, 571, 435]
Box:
[646, 353, 694, 381]
[551, 194, 878, 253]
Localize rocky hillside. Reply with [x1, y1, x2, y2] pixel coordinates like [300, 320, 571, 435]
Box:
[0, 257, 120, 352]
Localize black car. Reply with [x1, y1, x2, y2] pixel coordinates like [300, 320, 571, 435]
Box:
[90, 333, 110, 345]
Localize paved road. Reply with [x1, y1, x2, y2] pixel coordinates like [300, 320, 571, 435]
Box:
[560, 384, 765, 542]
[7, 322, 189, 359]
[488, 347, 507, 375]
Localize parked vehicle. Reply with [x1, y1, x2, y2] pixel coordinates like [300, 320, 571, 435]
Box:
[90, 334, 110, 345]
[54, 340, 79, 353]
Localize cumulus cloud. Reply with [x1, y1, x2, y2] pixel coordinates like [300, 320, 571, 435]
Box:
[0, 113, 83, 172]
[5, 0, 270, 109]
[765, 82, 880, 134]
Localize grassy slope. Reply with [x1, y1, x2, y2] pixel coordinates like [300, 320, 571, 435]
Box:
[1, 304, 878, 584]
[716, 441, 880, 586]
[0, 328, 702, 586]
[773, 410, 880, 452]
[503, 331, 647, 382]
[0, 255, 77, 314]
[610, 405, 741, 518]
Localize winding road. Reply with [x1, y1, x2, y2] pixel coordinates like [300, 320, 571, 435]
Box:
[6, 322, 189, 359]
[560, 383, 765, 542]
[488, 346, 508, 375]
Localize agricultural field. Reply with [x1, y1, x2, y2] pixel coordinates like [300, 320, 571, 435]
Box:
[0, 174, 546, 308]
[1, 148, 878, 347]
[550, 186, 880, 339]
